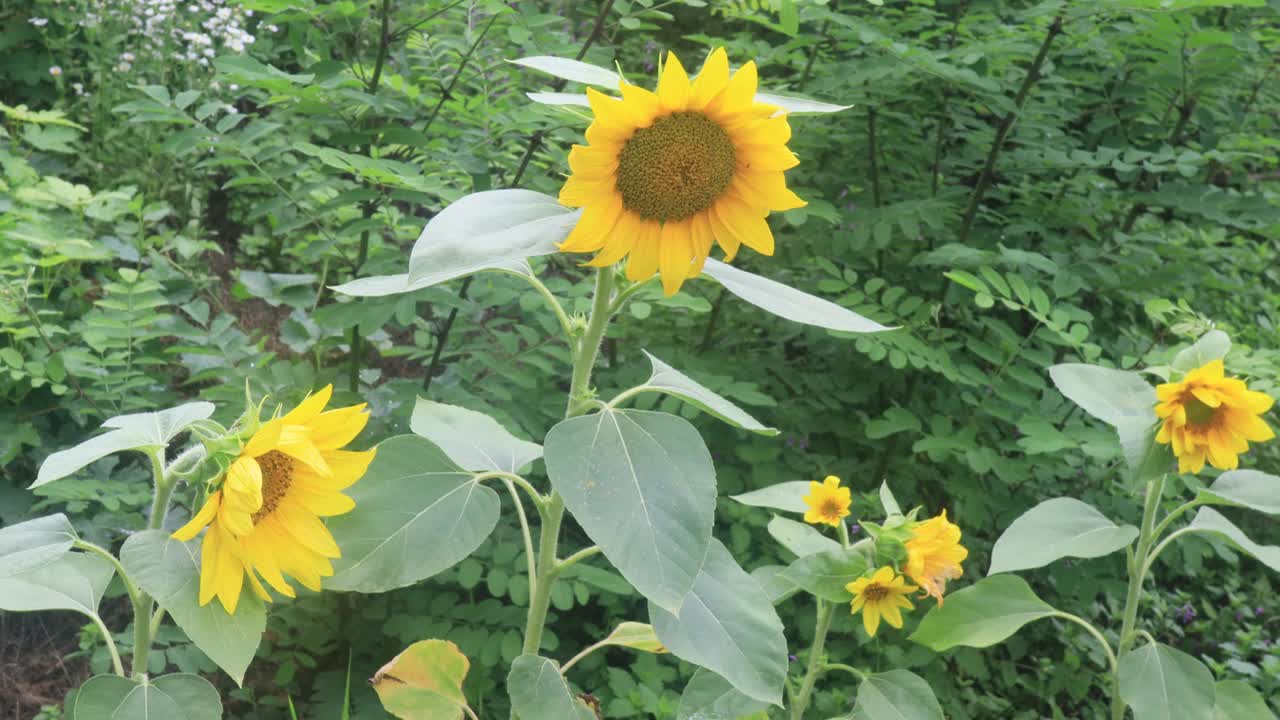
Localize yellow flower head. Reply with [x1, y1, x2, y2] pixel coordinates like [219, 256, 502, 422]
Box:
[846, 566, 916, 637]
[801, 475, 852, 527]
[904, 510, 967, 607]
[173, 385, 375, 613]
[558, 47, 806, 296]
[1154, 359, 1274, 474]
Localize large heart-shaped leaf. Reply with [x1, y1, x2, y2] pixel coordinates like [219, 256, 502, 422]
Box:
[0, 553, 113, 617]
[544, 409, 715, 613]
[1213, 679, 1275, 720]
[989, 498, 1138, 574]
[780, 545, 870, 602]
[0, 513, 77, 577]
[1048, 364, 1155, 427]
[631, 351, 777, 435]
[1171, 330, 1231, 374]
[731, 481, 811, 513]
[851, 670, 945, 720]
[676, 668, 770, 720]
[327, 435, 500, 592]
[649, 540, 788, 706]
[73, 673, 222, 720]
[1199, 470, 1280, 515]
[410, 397, 542, 474]
[1188, 508, 1280, 572]
[702, 259, 892, 334]
[910, 575, 1057, 651]
[35, 403, 214, 487]
[331, 260, 532, 297]
[1118, 642, 1215, 720]
[371, 639, 470, 720]
[120, 531, 264, 686]
[506, 655, 595, 720]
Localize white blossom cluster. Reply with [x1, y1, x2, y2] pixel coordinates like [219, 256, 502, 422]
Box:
[72, 0, 276, 72]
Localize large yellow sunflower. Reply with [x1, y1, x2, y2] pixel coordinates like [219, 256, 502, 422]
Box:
[1154, 359, 1274, 474]
[904, 510, 967, 607]
[558, 47, 806, 295]
[173, 385, 375, 613]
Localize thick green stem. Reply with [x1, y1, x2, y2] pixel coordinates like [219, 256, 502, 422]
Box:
[1110, 474, 1165, 720]
[130, 449, 174, 678]
[791, 600, 836, 720]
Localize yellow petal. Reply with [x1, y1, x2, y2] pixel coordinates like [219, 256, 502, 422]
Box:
[560, 193, 624, 253]
[309, 404, 371, 450]
[708, 200, 743, 261]
[618, 80, 662, 127]
[625, 220, 662, 282]
[559, 175, 612, 207]
[276, 502, 342, 558]
[242, 417, 284, 458]
[658, 51, 691, 112]
[224, 457, 264, 511]
[658, 221, 693, 295]
[690, 48, 730, 109]
[882, 602, 905, 629]
[862, 602, 881, 637]
[282, 385, 333, 426]
[734, 115, 792, 146]
[1190, 387, 1222, 408]
[172, 491, 222, 542]
[293, 485, 356, 517]
[705, 61, 758, 119]
[721, 198, 775, 256]
[211, 527, 245, 614]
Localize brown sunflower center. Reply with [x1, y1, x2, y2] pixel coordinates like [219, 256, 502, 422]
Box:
[615, 111, 736, 222]
[252, 450, 294, 522]
[863, 583, 890, 602]
[820, 500, 843, 519]
[1184, 395, 1217, 426]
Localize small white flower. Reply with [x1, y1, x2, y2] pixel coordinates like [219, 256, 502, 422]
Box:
[29, 17, 49, 27]
[48, 65, 62, 76]
[72, 82, 85, 95]
[267, 24, 278, 32]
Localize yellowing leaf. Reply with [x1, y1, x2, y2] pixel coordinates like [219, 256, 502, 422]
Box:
[372, 640, 470, 720]
[601, 622, 667, 653]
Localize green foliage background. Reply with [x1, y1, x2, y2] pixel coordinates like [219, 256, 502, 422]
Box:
[2, 0, 1278, 717]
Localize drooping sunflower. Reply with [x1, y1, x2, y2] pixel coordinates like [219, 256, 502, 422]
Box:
[1154, 359, 1274, 474]
[558, 47, 806, 295]
[801, 475, 852, 527]
[904, 510, 967, 607]
[173, 385, 375, 613]
[846, 566, 917, 637]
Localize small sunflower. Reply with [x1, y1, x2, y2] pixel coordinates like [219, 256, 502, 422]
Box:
[802, 475, 852, 527]
[904, 510, 967, 607]
[558, 47, 806, 295]
[173, 386, 375, 613]
[1154, 359, 1274, 474]
[847, 566, 917, 637]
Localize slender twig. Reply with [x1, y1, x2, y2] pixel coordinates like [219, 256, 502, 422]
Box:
[822, 663, 866, 680]
[503, 479, 539, 599]
[556, 545, 602, 573]
[1053, 612, 1118, 674]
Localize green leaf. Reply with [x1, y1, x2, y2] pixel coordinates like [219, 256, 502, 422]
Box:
[409, 397, 542, 474]
[73, 673, 222, 720]
[510, 56, 621, 86]
[879, 481, 902, 516]
[34, 403, 214, 487]
[506, 655, 595, 720]
[407, 190, 579, 283]
[767, 515, 840, 557]
[676, 668, 770, 720]
[731, 481, 810, 514]
[544, 409, 716, 613]
[1188, 508, 1280, 572]
[779, 545, 870, 602]
[600, 622, 667, 653]
[327, 436, 500, 592]
[331, 260, 532, 297]
[635, 351, 778, 435]
[866, 408, 921, 440]
[649, 540, 788, 706]
[1198, 470, 1280, 514]
[1171, 330, 1232, 373]
[1213, 679, 1275, 720]
[750, 565, 799, 604]
[1118, 420, 1174, 487]
[702, 260, 893, 334]
[0, 553, 113, 616]
[753, 92, 851, 115]
[119, 531, 264, 686]
[370, 639, 470, 720]
[1048, 364, 1155, 427]
[851, 670, 945, 720]
[1118, 643, 1215, 720]
[0, 513, 77, 577]
[910, 575, 1057, 651]
[988, 498, 1138, 575]
[526, 91, 591, 107]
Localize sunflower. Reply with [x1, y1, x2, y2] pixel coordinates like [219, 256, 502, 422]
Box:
[801, 475, 852, 527]
[846, 566, 917, 637]
[904, 510, 967, 607]
[1154, 359, 1275, 474]
[558, 47, 806, 295]
[173, 386, 375, 613]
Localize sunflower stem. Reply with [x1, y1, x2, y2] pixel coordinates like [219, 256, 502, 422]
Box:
[129, 448, 173, 679]
[791, 600, 836, 720]
[1110, 473, 1166, 720]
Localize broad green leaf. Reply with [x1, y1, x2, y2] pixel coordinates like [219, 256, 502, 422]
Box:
[676, 668, 770, 720]
[600, 622, 667, 653]
[328, 436, 500, 592]
[1118, 420, 1174, 486]
[0, 553, 113, 617]
[767, 515, 841, 558]
[1171, 330, 1231, 372]
[506, 655, 595, 720]
[1048, 364, 1155, 427]
[649, 540, 788, 706]
[780, 546, 870, 602]
[0, 513, 77, 577]
[755, 92, 851, 114]
[636, 351, 777, 435]
[988, 498, 1138, 575]
[750, 565, 799, 604]
[120, 530, 264, 686]
[1198, 470, 1280, 514]
[526, 91, 591, 107]
[851, 670, 945, 720]
[879, 481, 902, 516]
[407, 190, 579, 283]
[910, 575, 1057, 651]
[1118, 643, 1215, 720]
[371, 639, 469, 720]
[702, 260, 893, 334]
[34, 403, 214, 487]
[409, 397, 542, 474]
[1188, 508, 1280, 572]
[1213, 679, 1275, 720]
[544, 409, 715, 613]
[510, 56, 620, 86]
[73, 673, 222, 720]
[331, 260, 532, 297]
[731, 481, 810, 513]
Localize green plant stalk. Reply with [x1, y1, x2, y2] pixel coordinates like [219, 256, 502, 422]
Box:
[130, 448, 175, 678]
[791, 600, 837, 720]
[521, 269, 616, 656]
[1110, 473, 1166, 720]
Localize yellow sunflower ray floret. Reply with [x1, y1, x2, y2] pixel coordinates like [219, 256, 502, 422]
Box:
[847, 566, 917, 637]
[172, 385, 376, 614]
[558, 47, 806, 296]
[1154, 358, 1274, 474]
[904, 510, 968, 607]
[801, 475, 852, 527]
